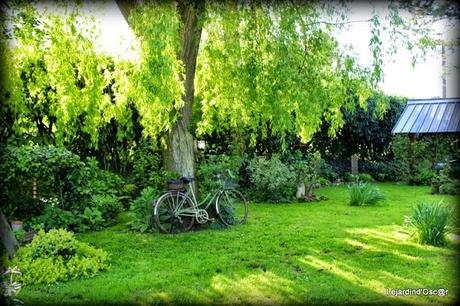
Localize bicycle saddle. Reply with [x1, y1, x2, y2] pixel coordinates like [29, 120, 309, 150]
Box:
[179, 177, 194, 183]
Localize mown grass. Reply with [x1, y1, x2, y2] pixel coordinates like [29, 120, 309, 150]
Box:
[18, 183, 459, 305]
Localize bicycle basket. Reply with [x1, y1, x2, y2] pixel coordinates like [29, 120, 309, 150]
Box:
[166, 179, 185, 191]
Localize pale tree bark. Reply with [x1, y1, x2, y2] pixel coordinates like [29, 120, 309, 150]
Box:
[115, 1, 204, 188]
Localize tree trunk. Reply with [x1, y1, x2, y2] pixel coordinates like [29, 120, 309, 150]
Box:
[164, 0, 204, 186]
[296, 181, 305, 199]
[0, 211, 18, 258]
[116, 0, 204, 189]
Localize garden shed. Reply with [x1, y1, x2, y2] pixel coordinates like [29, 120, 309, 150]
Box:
[392, 98, 460, 134]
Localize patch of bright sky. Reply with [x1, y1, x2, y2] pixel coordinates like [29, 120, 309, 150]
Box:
[39, 0, 460, 99]
[332, 1, 460, 98]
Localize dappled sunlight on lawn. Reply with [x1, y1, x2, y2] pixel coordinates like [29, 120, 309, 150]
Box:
[300, 255, 433, 305]
[147, 271, 306, 305]
[295, 225, 457, 305]
[208, 272, 303, 305]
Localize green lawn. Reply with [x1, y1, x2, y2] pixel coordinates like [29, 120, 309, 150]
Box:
[18, 183, 458, 305]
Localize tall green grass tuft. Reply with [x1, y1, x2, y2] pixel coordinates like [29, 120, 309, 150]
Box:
[347, 182, 385, 206]
[405, 201, 453, 246]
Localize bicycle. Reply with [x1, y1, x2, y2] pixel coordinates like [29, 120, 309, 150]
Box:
[153, 176, 248, 233]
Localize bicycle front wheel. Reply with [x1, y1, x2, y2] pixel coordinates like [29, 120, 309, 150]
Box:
[154, 192, 195, 233]
[216, 189, 248, 226]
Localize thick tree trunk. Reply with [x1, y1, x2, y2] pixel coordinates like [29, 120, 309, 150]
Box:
[164, 0, 204, 185]
[0, 211, 18, 258]
[116, 0, 204, 188]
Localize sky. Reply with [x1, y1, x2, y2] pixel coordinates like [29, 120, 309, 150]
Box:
[75, 0, 460, 99]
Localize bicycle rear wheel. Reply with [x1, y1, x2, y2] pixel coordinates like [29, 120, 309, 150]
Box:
[216, 189, 248, 226]
[154, 192, 195, 233]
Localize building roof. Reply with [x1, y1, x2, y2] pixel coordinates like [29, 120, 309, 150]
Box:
[392, 98, 460, 134]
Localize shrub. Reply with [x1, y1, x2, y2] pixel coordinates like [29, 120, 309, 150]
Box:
[128, 187, 160, 232]
[349, 173, 374, 183]
[0, 146, 124, 216]
[90, 194, 123, 222]
[197, 154, 244, 195]
[359, 160, 404, 182]
[410, 165, 436, 186]
[405, 201, 453, 246]
[438, 162, 460, 195]
[248, 154, 296, 202]
[9, 229, 108, 285]
[31, 205, 77, 231]
[348, 182, 385, 206]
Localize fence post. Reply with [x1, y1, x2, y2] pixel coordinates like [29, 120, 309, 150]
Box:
[351, 154, 359, 175]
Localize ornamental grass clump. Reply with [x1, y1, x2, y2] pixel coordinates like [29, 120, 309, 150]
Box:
[347, 182, 385, 206]
[405, 201, 453, 246]
[9, 229, 109, 285]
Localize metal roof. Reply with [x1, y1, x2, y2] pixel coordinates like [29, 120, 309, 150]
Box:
[392, 98, 460, 134]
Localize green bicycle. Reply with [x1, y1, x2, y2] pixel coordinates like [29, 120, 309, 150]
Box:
[153, 176, 248, 233]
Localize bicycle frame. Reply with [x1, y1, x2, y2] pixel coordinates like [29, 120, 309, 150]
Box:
[182, 181, 222, 211]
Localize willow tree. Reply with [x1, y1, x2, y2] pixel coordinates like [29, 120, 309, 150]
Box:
[115, 0, 445, 179]
[116, 0, 204, 180]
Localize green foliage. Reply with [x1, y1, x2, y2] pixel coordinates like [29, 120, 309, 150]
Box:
[311, 95, 406, 162]
[13, 230, 26, 244]
[0, 145, 124, 231]
[348, 182, 385, 206]
[392, 134, 457, 185]
[405, 201, 453, 246]
[438, 162, 460, 195]
[30, 206, 77, 232]
[77, 208, 105, 232]
[90, 194, 122, 223]
[248, 155, 296, 202]
[412, 165, 436, 186]
[359, 160, 403, 182]
[197, 154, 244, 195]
[128, 187, 160, 233]
[288, 151, 326, 198]
[2, 5, 130, 146]
[128, 2, 184, 138]
[197, 2, 373, 146]
[10, 229, 109, 285]
[348, 173, 375, 183]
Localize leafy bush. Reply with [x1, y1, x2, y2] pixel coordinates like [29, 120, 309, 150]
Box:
[31, 205, 77, 231]
[438, 162, 460, 195]
[287, 151, 328, 200]
[90, 194, 123, 222]
[128, 187, 160, 232]
[9, 229, 109, 285]
[0, 145, 126, 231]
[197, 154, 244, 195]
[405, 201, 453, 246]
[410, 165, 436, 186]
[348, 173, 374, 183]
[348, 182, 385, 206]
[248, 154, 296, 202]
[391, 134, 456, 185]
[359, 160, 404, 182]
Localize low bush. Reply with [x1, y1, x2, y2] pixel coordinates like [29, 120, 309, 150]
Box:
[0, 145, 126, 232]
[248, 154, 296, 202]
[438, 162, 460, 195]
[359, 160, 404, 182]
[197, 154, 244, 195]
[348, 182, 385, 206]
[9, 229, 109, 285]
[90, 194, 123, 223]
[404, 201, 453, 246]
[410, 165, 436, 186]
[128, 187, 160, 232]
[346, 173, 374, 183]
